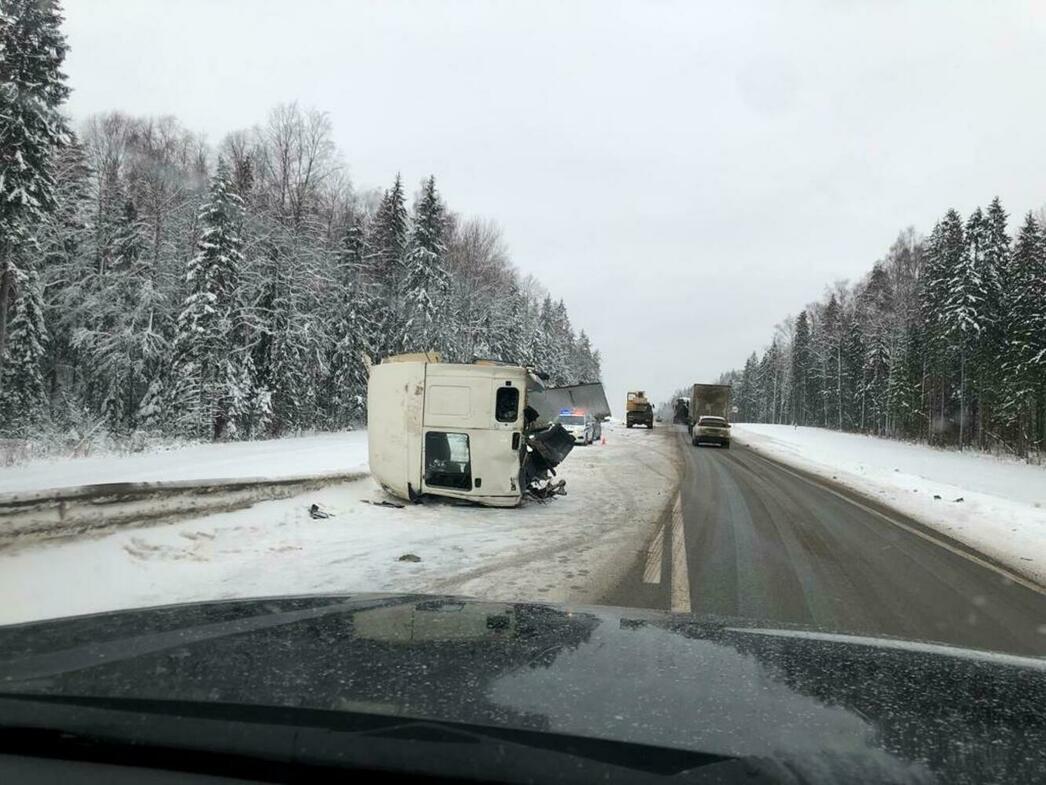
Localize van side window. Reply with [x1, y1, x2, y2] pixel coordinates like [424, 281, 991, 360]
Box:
[495, 386, 519, 422]
[424, 432, 472, 490]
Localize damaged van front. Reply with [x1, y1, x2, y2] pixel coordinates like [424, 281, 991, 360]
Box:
[367, 354, 574, 507]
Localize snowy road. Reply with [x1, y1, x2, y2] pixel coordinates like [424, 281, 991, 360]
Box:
[605, 427, 1046, 656]
[5, 423, 1044, 657]
[1, 424, 678, 625]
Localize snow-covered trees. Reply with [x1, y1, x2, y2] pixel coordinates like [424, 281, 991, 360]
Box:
[1, 115, 600, 442]
[171, 159, 246, 439]
[400, 176, 449, 353]
[0, 0, 69, 237]
[0, 267, 48, 432]
[0, 0, 69, 434]
[790, 310, 813, 425]
[723, 199, 1046, 458]
[1000, 213, 1046, 454]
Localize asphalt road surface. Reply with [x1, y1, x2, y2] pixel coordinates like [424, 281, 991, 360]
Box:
[604, 426, 1046, 657]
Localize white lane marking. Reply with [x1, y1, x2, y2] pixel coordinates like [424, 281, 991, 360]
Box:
[642, 522, 664, 584]
[670, 493, 691, 612]
[742, 447, 1046, 596]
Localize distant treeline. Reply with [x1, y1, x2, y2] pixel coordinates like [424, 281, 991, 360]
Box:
[720, 201, 1046, 457]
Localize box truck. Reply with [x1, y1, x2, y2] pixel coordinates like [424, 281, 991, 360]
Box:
[688, 384, 733, 447]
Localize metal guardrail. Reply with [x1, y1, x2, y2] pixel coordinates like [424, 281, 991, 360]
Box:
[0, 471, 369, 548]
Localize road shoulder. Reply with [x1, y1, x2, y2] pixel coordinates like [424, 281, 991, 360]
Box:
[733, 428, 1046, 594]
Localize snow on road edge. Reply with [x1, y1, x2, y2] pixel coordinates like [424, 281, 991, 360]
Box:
[0, 425, 679, 625]
[0, 431, 369, 494]
[731, 424, 1046, 588]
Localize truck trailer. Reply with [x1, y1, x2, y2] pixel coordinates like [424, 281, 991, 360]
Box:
[688, 383, 733, 447]
[689, 384, 732, 424]
[367, 354, 574, 507]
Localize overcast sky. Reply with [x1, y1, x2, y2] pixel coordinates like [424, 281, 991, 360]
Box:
[62, 1, 1046, 411]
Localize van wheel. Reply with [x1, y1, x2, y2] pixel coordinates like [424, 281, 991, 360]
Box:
[627, 423, 633, 429]
[724, 442, 731, 449]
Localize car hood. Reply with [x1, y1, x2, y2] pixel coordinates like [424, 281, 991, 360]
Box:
[0, 594, 1043, 783]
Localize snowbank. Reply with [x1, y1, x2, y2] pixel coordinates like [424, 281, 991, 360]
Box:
[0, 424, 679, 624]
[0, 431, 368, 494]
[732, 424, 1046, 587]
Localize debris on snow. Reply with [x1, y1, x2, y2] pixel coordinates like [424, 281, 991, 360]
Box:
[398, 553, 422, 563]
[527, 478, 567, 501]
[309, 503, 333, 519]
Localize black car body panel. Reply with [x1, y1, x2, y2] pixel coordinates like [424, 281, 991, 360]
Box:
[0, 594, 1043, 783]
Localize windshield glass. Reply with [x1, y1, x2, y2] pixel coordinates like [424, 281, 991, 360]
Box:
[0, 4, 1044, 782]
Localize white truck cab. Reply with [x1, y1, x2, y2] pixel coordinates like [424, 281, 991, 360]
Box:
[367, 354, 543, 507]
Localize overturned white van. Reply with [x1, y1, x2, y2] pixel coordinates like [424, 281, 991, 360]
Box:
[367, 354, 571, 507]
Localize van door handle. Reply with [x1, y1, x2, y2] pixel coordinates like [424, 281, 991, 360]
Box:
[511, 433, 520, 450]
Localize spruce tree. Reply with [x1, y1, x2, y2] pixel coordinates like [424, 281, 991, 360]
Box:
[758, 341, 783, 423]
[109, 199, 147, 272]
[842, 317, 865, 429]
[400, 176, 449, 354]
[368, 175, 408, 356]
[575, 330, 600, 382]
[920, 212, 966, 444]
[1001, 213, 1046, 452]
[171, 159, 245, 439]
[820, 295, 845, 430]
[329, 297, 375, 426]
[0, 0, 70, 221]
[370, 175, 408, 288]
[790, 310, 812, 424]
[737, 352, 759, 422]
[885, 327, 922, 437]
[940, 210, 983, 448]
[0, 0, 70, 374]
[864, 329, 890, 434]
[970, 198, 1009, 445]
[0, 268, 49, 434]
[487, 280, 526, 365]
[135, 377, 164, 433]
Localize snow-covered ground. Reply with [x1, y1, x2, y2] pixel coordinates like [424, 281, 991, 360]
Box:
[0, 432, 368, 494]
[732, 424, 1046, 587]
[1, 424, 679, 624]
